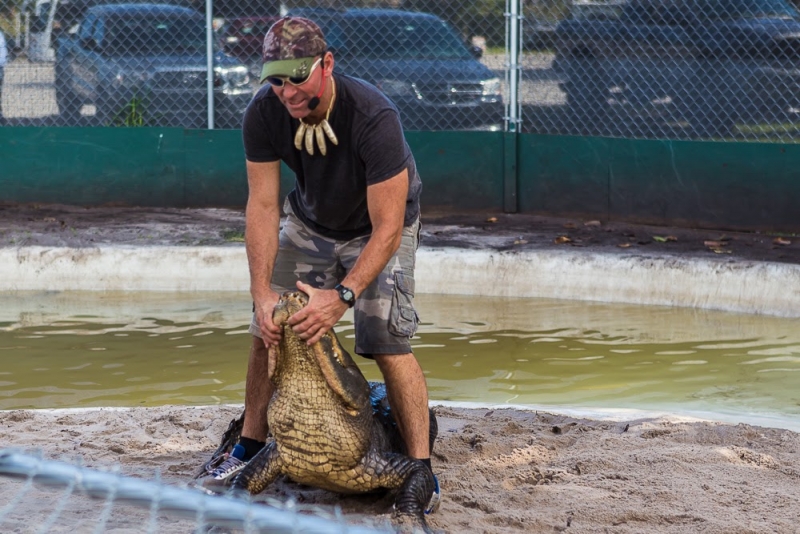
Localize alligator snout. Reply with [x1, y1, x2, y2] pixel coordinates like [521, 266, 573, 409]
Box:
[272, 290, 310, 325]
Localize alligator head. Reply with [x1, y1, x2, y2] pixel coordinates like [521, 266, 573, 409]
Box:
[271, 290, 370, 416]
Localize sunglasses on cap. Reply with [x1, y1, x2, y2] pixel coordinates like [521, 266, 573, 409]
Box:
[266, 58, 322, 87]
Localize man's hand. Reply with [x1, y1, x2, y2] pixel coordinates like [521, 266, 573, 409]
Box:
[288, 281, 349, 345]
[254, 290, 283, 347]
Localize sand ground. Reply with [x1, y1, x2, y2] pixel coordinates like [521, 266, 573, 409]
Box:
[2, 405, 800, 533]
[1, 204, 799, 533]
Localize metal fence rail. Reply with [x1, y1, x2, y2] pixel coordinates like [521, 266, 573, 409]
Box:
[2, 0, 800, 141]
[0, 449, 391, 534]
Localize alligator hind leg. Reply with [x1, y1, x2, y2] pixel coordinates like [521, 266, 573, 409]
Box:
[230, 441, 282, 494]
[367, 453, 435, 530]
[392, 459, 435, 520]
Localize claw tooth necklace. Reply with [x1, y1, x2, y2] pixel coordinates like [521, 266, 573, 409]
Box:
[294, 79, 338, 156]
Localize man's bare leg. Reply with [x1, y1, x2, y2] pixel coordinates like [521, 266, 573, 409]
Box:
[242, 335, 273, 442]
[198, 336, 273, 489]
[374, 353, 430, 459]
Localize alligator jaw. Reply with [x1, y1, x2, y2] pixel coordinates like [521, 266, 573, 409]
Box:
[272, 290, 369, 413]
[312, 333, 369, 415]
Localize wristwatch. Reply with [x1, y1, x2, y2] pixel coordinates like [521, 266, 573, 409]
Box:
[335, 284, 356, 308]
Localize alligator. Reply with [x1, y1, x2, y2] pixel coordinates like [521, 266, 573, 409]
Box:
[199, 290, 438, 530]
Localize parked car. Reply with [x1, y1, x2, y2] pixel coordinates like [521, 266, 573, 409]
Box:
[288, 8, 504, 131]
[55, 3, 253, 127]
[21, 0, 202, 63]
[218, 16, 278, 64]
[552, 0, 800, 136]
[522, 18, 557, 51]
[568, 0, 627, 21]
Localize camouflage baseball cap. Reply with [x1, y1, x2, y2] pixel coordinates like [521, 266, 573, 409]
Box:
[260, 16, 327, 84]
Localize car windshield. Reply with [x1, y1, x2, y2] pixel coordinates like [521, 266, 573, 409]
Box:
[696, 0, 799, 21]
[336, 17, 472, 60]
[104, 14, 206, 55]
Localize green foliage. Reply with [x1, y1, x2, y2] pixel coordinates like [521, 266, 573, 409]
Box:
[0, 12, 15, 37]
[2, 0, 27, 38]
[110, 93, 148, 127]
[0, 17, 13, 36]
[222, 229, 245, 242]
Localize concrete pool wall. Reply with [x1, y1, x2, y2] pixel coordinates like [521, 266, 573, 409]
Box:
[3, 245, 799, 318]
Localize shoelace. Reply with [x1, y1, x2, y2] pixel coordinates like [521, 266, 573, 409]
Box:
[210, 455, 244, 478]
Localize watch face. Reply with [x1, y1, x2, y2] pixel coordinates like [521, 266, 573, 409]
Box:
[336, 284, 355, 306]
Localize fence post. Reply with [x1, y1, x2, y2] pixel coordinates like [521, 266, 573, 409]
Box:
[206, 0, 215, 130]
[503, 0, 521, 213]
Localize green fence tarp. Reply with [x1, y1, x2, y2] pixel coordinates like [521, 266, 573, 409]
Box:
[1, 127, 798, 232]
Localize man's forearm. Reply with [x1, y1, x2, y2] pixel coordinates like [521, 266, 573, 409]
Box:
[245, 204, 281, 303]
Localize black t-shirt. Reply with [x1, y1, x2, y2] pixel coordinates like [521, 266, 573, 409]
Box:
[242, 73, 422, 241]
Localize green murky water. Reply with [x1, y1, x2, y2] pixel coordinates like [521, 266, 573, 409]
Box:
[1, 291, 798, 429]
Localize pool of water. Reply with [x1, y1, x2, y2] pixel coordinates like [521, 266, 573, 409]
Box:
[1, 291, 798, 429]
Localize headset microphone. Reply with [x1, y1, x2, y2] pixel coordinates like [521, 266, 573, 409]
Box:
[307, 64, 327, 110]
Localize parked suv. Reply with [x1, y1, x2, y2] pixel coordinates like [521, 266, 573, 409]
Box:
[289, 8, 503, 131]
[553, 0, 800, 136]
[55, 3, 253, 127]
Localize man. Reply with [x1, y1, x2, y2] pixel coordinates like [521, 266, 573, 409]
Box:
[0, 28, 7, 124]
[198, 16, 439, 512]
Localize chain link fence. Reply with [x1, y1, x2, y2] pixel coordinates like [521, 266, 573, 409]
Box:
[2, 0, 800, 140]
[522, 0, 800, 141]
[0, 449, 392, 533]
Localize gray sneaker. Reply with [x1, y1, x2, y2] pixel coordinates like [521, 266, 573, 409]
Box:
[197, 455, 246, 493]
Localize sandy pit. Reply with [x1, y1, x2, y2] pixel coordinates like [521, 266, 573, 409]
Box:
[2, 405, 799, 533]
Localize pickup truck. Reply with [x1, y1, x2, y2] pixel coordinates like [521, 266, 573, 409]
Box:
[55, 3, 253, 127]
[552, 0, 800, 136]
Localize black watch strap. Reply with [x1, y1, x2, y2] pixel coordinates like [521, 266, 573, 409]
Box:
[335, 284, 356, 308]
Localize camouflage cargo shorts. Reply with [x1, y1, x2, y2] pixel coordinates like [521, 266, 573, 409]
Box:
[249, 203, 421, 357]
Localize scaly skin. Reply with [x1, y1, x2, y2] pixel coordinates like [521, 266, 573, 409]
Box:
[228, 290, 437, 529]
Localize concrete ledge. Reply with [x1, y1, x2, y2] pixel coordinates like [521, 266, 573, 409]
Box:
[2, 246, 799, 317]
[417, 248, 800, 318]
[2, 247, 248, 292]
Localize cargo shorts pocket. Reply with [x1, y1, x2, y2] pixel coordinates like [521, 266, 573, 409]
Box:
[388, 270, 419, 338]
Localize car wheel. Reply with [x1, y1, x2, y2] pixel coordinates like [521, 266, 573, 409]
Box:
[562, 56, 610, 135]
[55, 80, 82, 125]
[94, 90, 115, 126]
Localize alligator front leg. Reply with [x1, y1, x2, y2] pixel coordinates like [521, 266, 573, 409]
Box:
[230, 441, 282, 494]
[193, 409, 245, 479]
